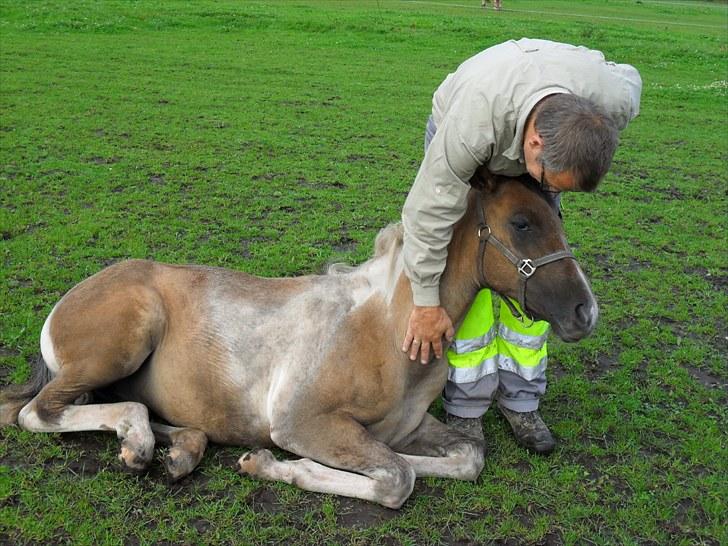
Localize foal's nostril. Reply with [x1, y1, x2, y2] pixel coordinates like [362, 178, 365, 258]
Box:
[575, 303, 590, 327]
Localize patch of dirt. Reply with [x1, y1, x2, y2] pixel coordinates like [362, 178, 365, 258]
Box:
[345, 154, 374, 163]
[148, 174, 165, 185]
[296, 177, 345, 189]
[89, 156, 120, 165]
[251, 172, 281, 181]
[188, 517, 212, 535]
[684, 266, 728, 291]
[684, 365, 727, 391]
[335, 496, 399, 528]
[583, 352, 620, 379]
[333, 236, 357, 253]
[0, 345, 20, 358]
[248, 487, 281, 514]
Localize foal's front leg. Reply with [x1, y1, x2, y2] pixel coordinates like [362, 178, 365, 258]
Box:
[238, 413, 416, 509]
[393, 413, 485, 481]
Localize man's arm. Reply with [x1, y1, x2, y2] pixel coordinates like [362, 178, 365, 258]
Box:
[401, 113, 486, 363]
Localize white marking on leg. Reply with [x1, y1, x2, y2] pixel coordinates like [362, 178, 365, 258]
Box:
[40, 305, 60, 374]
[238, 449, 414, 509]
[397, 444, 484, 481]
[18, 401, 155, 470]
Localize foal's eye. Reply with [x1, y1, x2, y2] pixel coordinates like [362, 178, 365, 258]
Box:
[511, 217, 531, 232]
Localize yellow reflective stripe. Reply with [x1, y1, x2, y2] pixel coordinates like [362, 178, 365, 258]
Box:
[498, 323, 549, 350]
[497, 355, 547, 381]
[450, 325, 497, 355]
[497, 336, 548, 368]
[454, 289, 494, 340]
[447, 340, 498, 368]
[448, 356, 498, 383]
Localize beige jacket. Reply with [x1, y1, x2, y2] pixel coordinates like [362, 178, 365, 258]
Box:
[402, 38, 642, 306]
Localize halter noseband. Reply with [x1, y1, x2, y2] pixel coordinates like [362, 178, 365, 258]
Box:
[475, 190, 575, 322]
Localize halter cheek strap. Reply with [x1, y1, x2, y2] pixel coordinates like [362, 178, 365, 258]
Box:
[475, 191, 576, 322]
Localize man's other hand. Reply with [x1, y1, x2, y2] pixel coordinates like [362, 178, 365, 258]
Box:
[402, 306, 455, 365]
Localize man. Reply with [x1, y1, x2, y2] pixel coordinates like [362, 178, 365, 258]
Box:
[482, 0, 503, 10]
[401, 39, 641, 453]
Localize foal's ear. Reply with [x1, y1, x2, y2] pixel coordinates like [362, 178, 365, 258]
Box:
[470, 166, 498, 193]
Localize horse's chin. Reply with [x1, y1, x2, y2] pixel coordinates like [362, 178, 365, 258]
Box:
[549, 323, 589, 343]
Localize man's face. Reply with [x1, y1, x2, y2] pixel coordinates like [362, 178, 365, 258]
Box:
[540, 164, 579, 193]
[523, 120, 584, 193]
[524, 150, 579, 193]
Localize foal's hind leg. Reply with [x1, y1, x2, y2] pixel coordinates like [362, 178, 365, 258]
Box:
[151, 423, 208, 481]
[392, 413, 485, 481]
[17, 340, 157, 470]
[18, 377, 155, 471]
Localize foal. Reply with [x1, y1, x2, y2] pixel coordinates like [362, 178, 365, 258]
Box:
[1, 174, 597, 508]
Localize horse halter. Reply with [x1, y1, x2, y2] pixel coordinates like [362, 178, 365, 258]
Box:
[475, 190, 576, 322]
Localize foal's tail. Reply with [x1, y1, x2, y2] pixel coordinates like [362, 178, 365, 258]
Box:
[0, 355, 53, 426]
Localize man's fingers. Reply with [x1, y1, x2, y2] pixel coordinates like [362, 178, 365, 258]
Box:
[432, 339, 444, 360]
[409, 338, 421, 361]
[420, 342, 431, 365]
[445, 325, 455, 341]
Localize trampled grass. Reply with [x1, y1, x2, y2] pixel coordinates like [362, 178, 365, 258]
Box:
[1, 1, 726, 544]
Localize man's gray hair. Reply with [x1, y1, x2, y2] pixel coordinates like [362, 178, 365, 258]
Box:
[535, 94, 619, 191]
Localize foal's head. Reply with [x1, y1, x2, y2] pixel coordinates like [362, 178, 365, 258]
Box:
[476, 174, 598, 342]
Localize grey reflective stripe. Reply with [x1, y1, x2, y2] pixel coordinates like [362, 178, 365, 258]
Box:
[497, 355, 547, 381]
[448, 356, 499, 383]
[450, 326, 497, 355]
[498, 323, 549, 350]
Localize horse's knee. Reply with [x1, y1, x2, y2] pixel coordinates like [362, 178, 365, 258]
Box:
[373, 460, 416, 509]
[454, 441, 485, 481]
[17, 399, 56, 432]
[17, 402, 38, 431]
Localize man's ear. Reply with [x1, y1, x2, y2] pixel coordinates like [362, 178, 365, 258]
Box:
[470, 166, 498, 192]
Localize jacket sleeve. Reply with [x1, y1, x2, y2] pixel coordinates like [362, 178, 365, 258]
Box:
[402, 111, 493, 306]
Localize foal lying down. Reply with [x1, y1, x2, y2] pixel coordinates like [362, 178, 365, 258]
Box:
[0, 175, 597, 508]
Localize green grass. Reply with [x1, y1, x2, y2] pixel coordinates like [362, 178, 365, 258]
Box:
[1, 0, 726, 544]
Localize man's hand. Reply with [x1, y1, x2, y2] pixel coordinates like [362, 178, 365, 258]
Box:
[402, 306, 455, 365]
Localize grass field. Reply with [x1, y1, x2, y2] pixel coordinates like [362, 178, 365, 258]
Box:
[1, 0, 726, 544]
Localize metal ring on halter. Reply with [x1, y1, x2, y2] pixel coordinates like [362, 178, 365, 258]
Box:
[517, 259, 536, 278]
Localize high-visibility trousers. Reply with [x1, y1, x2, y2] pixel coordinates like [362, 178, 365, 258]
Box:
[447, 289, 550, 385]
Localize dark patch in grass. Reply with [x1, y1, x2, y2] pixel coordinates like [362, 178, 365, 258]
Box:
[584, 352, 620, 379]
[333, 236, 357, 253]
[188, 517, 212, 535]
[345, 154, 374, 163]
[684, 365, 726, 391]
[89, 155, 120, 165]
[684, 266, 727, 291]
[336, 496, 399, 528]
[249, 487, 280, 513]
[251, 172, 282, 181]
[0, 345, 20, 358]
[148, 173, 165, 185]
[296, 176, 346, 189]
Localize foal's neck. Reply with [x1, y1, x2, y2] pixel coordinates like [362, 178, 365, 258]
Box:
[438, 199, 482, 326]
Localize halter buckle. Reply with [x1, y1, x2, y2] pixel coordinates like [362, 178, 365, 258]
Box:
[517, 259, 536, 278]
[477, 224, 491, 240]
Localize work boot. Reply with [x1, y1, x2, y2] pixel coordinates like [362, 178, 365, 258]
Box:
[445, 413, 485, 447]
[498, 405, 556, 454]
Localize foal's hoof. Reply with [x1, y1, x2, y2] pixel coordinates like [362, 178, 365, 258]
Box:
[237, 448, 275, 477]
[164, 447, 197, 482]
[119, 438, 154, 472]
